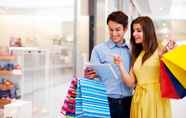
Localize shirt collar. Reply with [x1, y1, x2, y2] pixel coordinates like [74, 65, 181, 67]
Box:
[106, 38, 129, 49]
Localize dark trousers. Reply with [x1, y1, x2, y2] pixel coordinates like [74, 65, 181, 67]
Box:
[108, 96, 132, 118]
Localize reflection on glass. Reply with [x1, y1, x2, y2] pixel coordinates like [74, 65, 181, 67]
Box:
[0, 0, 75, 118]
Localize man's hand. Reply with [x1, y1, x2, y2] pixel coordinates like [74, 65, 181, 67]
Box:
[84, 67, 96, 79]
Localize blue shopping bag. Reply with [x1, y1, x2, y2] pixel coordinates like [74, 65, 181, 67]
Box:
[75, 77, 110, 118]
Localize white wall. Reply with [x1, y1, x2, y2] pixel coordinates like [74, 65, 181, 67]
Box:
[171, 98, 186, 118]
[0, 15, 62, 47]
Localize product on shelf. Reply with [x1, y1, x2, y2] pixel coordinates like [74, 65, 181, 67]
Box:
[0, 98, 11, 108]
[0, 50, 22, 108]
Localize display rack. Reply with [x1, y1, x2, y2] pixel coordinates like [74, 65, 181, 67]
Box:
[0, 55, 22, 108]
[9, 47, 50, 118]
[9, 47, 49, 95]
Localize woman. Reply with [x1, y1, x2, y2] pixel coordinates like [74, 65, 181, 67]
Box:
[114, 16, 174, 118]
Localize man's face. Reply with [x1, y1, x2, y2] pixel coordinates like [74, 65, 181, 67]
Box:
[108, 20, 127, 44]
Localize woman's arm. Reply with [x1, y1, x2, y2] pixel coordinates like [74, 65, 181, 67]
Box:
[114, 55, 136, 88]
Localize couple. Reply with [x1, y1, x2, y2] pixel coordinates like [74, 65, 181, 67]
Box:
[85, 11, 175, 118]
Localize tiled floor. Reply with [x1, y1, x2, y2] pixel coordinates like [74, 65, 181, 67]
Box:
[23, 71, 73, 118]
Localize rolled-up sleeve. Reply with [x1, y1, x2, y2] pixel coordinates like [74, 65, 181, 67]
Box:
[90, 48, 101, 64]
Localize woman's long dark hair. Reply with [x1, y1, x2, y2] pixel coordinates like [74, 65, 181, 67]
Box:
[130, 16, 158, 65]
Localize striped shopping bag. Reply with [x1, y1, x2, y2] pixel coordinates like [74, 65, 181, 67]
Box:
[75, 77, 110, 118]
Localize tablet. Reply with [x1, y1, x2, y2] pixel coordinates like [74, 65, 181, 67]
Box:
[89, 64, 118, 79]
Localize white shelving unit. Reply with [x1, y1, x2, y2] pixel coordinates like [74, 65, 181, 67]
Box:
[0, 53, 24, 118]
[9, 47, 51, 118]
[9, 47, 49, 95]
[8, 46, 74, 118]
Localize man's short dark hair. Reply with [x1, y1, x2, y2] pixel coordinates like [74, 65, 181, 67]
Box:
[107, 11, 128, 28]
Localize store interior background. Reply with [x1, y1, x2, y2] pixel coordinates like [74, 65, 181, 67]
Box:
[0, 0, 185, 118]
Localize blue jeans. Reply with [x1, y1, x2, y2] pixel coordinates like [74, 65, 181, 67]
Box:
[108, 96, 132, 118]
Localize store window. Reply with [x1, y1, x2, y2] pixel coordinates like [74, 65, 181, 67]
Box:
[0, 0, 81, 118]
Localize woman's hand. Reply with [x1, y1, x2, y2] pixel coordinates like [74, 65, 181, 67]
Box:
[165, 40, 176, 51]
[114, 54, 136, 87]
[113, 55, 123, 66]
[160, 40, 176, 56]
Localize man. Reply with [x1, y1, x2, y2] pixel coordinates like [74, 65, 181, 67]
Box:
[85, 11, 132, 118]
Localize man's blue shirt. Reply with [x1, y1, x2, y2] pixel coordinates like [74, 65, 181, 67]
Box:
[90, 39, 133, 98]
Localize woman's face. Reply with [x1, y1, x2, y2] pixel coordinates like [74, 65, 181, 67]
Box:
[132, 23, 144, 44]
[108, 20, 127, 44]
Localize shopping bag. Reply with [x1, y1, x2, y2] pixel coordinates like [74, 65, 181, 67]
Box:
[160, 61, 180, 99]
[161, 45, 186, 88]
[75, 77, 110, 118]
[60, 77, 77, 118]
[163, 62, 186, 98]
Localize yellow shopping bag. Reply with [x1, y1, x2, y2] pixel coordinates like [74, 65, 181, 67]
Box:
[161, 45, 186, 88]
